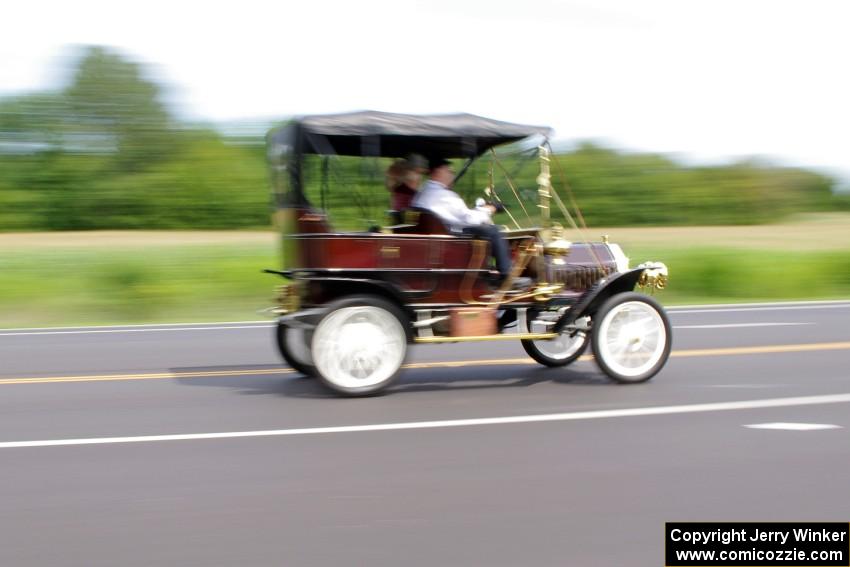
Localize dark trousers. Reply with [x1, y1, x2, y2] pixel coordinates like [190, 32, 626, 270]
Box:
[462, 224, 511, 279]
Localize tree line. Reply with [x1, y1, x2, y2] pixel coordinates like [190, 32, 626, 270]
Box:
[0, 46, 846, 232]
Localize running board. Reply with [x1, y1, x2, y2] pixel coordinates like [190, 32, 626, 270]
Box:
[414, 332, 558, 343]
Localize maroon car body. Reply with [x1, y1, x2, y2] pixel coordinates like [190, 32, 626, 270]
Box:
[266, 111, 671, 396]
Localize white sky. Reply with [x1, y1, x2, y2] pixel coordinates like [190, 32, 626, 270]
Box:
[3, 0, 850, 179]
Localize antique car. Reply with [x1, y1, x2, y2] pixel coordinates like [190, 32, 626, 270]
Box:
[265, 111, 671, 396]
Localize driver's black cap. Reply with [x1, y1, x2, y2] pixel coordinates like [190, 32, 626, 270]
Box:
[428, 156, 451, 171]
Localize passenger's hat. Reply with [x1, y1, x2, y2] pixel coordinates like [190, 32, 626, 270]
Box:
[405, 153, 428, 171]
[428, 156, 452, 171]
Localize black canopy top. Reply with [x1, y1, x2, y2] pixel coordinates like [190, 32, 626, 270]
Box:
[268, 111, 552, 158]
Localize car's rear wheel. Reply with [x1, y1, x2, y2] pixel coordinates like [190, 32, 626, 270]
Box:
[591, 292, 671, 383]
[275, 322, 316, 377]
[311, 295, 408, 396]
[521, 312, 588, 367]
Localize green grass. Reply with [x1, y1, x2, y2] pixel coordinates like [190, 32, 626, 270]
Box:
[627, 246, 850, 304]
[0, 244, 277, 327]
[1, 234, 849, 328]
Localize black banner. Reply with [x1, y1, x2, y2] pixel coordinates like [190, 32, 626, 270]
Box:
[666, 522, 849, 566]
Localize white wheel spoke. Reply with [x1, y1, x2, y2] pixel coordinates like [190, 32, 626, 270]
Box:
[610, 341, 628, 354]
[640, 325, 661, 337]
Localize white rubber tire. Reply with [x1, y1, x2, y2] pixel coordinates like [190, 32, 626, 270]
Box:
[522, 327, 588, 367]
[311, 296, 408, 396]
[591, 293, 671, 383]
[275, 323, 316, 377]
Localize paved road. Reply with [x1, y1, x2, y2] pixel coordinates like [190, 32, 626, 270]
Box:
[1, 301, 849, 566]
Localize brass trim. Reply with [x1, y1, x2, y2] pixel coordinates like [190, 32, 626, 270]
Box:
[537, 145, 552, 232]
[542, 223, 571, 259]
[402, 210, 421, 224]
[275, 282, 300, 314]
[380, 246, 401, 259]
[636, 261, 669, 291]
[415, 332, 558, 343]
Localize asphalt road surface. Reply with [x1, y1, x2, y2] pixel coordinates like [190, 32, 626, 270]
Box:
[1, 300, 849, 566]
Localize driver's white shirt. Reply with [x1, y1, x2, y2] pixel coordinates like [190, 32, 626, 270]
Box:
[410, 179, 492, 231]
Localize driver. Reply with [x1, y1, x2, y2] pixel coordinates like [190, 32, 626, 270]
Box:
[411, 157, 529, 289]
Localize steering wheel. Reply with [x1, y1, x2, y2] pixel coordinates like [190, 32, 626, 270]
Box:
[476, 187, 507, 213]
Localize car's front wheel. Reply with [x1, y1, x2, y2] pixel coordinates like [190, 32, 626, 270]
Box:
[591, 292, 671, 383]
[311, 295, 408, 396]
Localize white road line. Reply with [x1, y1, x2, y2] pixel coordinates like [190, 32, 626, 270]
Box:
[674, 322, 814, 329]
[0, 320, 819, 336]
[667, 299, 850, 310]
[0, 299, 846, 335]
[704, 385, 778, 389]
[4, 392, 850, 449]
[670, 304, 850, 314]
[744, 422, 842, 431]
[0, 325, 271, 337]
[0, 320, 271, 332]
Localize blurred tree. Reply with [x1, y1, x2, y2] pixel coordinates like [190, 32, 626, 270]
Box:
[0, 93, 66, 149]
[87, 131, 268, 229]
[0, 45, 844, 231]
[834, 193, 850, 211]
[64, 46, 175, 172]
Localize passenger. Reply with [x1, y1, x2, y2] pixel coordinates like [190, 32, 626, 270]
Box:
[387, 154, 427, 211]
[385, 159, 406, 197]
[411, 157, 530, 289]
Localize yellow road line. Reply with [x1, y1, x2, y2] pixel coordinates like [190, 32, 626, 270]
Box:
[669, 341, 850, 357]
[0, 368, 292, 385]
[1, 341, 849, 386]
[404, 358, 536, 369]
